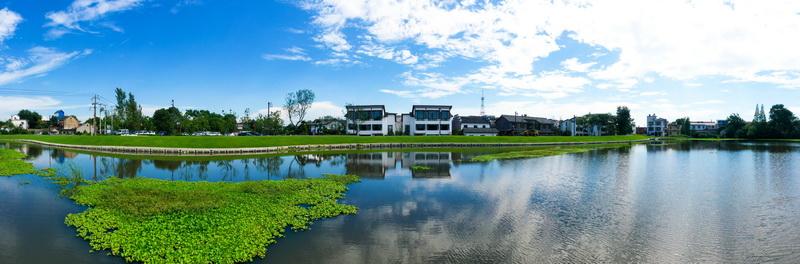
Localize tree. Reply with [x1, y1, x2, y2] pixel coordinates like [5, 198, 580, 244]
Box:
[721, 114, 746, 138]
[16, 109, 42, 129]
[768, 104, 797, 138]
[126, 92, 143, 130]
[114, 87, 127, 128]
[284, 89, 315, 127]
[153, 107, 183, 135]
[615, 106, 633, 135]
[253, 111, 284, 135]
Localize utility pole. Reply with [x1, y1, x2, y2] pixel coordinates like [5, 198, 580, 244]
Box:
[267, 101, 272, 116]
[91, 94, 99, 136]
[480, 88, 485, 117]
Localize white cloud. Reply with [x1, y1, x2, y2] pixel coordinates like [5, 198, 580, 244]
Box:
[0, 47, 92, 85]
[560, 58, 596, 73]
[302, 0, 800, 97]
[45, 0, 141, 38]
[0, 8, 22, 44]
[262, 46, 312, 61]
[0, 96, 61, 119]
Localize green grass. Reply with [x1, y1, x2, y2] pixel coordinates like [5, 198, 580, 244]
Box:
[0, 148, 37, 176]
[411, 165, 432, 171]
[471, 143, 632, 162]
[64, 174, 359, 263]
[0, 135, 648, 149]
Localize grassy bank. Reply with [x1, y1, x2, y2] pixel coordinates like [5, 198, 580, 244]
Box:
[471, 143, 632, 162]
[0, 135, 648, 149]
[65, 174, 359, 263]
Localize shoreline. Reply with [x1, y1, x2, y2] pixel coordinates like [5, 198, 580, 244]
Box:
[10, 138, 653, 157]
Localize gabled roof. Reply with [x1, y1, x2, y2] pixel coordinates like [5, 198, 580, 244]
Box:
[458, 115, 490, 124]
[499, 115, 556, 124]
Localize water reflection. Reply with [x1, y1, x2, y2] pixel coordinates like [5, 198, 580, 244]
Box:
[2, 141, 800, 263]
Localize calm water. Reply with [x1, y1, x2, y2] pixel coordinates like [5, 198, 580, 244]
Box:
[1, 141, 800, 263]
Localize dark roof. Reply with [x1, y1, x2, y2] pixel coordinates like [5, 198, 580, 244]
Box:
[462, 127, 499, 134]
[499, 115, 556, 125]
[458, 116, 490, 124]
[346, 105, 385, 109]
[412, 105, 452, 110]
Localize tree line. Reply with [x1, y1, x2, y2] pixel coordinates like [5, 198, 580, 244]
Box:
[562, 106, 633, 136]
[719, 104, 800, 139]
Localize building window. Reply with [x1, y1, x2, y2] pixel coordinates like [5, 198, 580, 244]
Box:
[440, 124, 449, 130]
[463, 125, 468, 128]
[348, 124, 356, 130]
[416, 124, 426, 131]
[429, 111, 440, 120]
[415, 110, 426, 120]
[427, 124, 439, 130]
[372, 124, 382, 131]
[359, 124, 369, 131]
[371, 111, 382, 121]
[473, 125, 478, 128]
[441, 111, 451, 120]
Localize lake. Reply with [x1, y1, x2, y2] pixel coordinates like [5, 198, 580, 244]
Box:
[1, 141, 799, 263]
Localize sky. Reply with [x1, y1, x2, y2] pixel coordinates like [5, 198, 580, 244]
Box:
[1, 0, 800, 125]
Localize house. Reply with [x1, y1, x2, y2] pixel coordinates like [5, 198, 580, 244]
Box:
[453, 115, 497, 136]
[10, 115, 29, 130]
[559, 117, 578, 136]
[346, 105, 453, 136]
[646, 114, 668, 137]
[60, 116, 81, 133]
[635, 127, 647, 135]
[406, 105, 453, 135]
[310, 116, 344, 135]
[346, 105, 397, 136]
[76, 123, 96, 134]
[690, 121, 718, 135]
[496, 115, 558, 136]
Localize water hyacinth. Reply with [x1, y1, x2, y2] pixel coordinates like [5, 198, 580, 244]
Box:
[470, 144, 632, 162]
[0, 149, 37, 176]
[65, 174, 359, 263]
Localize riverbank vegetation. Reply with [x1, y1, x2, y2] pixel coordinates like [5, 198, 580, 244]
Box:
[471, 143, 632, 162]
[64, 174, 359, 263]
[0, 135, 648, 149]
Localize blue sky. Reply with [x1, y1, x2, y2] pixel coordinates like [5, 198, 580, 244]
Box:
[1, 0, 800, 125]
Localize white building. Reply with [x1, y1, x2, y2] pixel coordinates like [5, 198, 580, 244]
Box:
[406, 105, 452, 135]
[646, 114, 668, 137]
[10, 115, 29, 130]
[346, 105, 452, 136]
[345, 105, 398, 136]
[690, 121, 718, 134]
[454, 115, 497, 136]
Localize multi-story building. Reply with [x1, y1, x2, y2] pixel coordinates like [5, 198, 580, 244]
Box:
[345, 105, 452, 136]
[406, 105, 453, 135]
[646, 114, 668, 137]
[345, 105, 398, 136]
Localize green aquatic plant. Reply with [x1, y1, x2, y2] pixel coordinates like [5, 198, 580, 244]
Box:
[411, 165, 432, 171]
[471, 144, 632, 162]
[64, 174, 359, 263]
[0, 149, 37, 176]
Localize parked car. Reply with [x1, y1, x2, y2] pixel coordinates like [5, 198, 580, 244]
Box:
[237, 131, 261, 136]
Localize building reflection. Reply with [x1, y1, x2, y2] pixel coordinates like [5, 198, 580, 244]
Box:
[345, 152, 452, 179]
